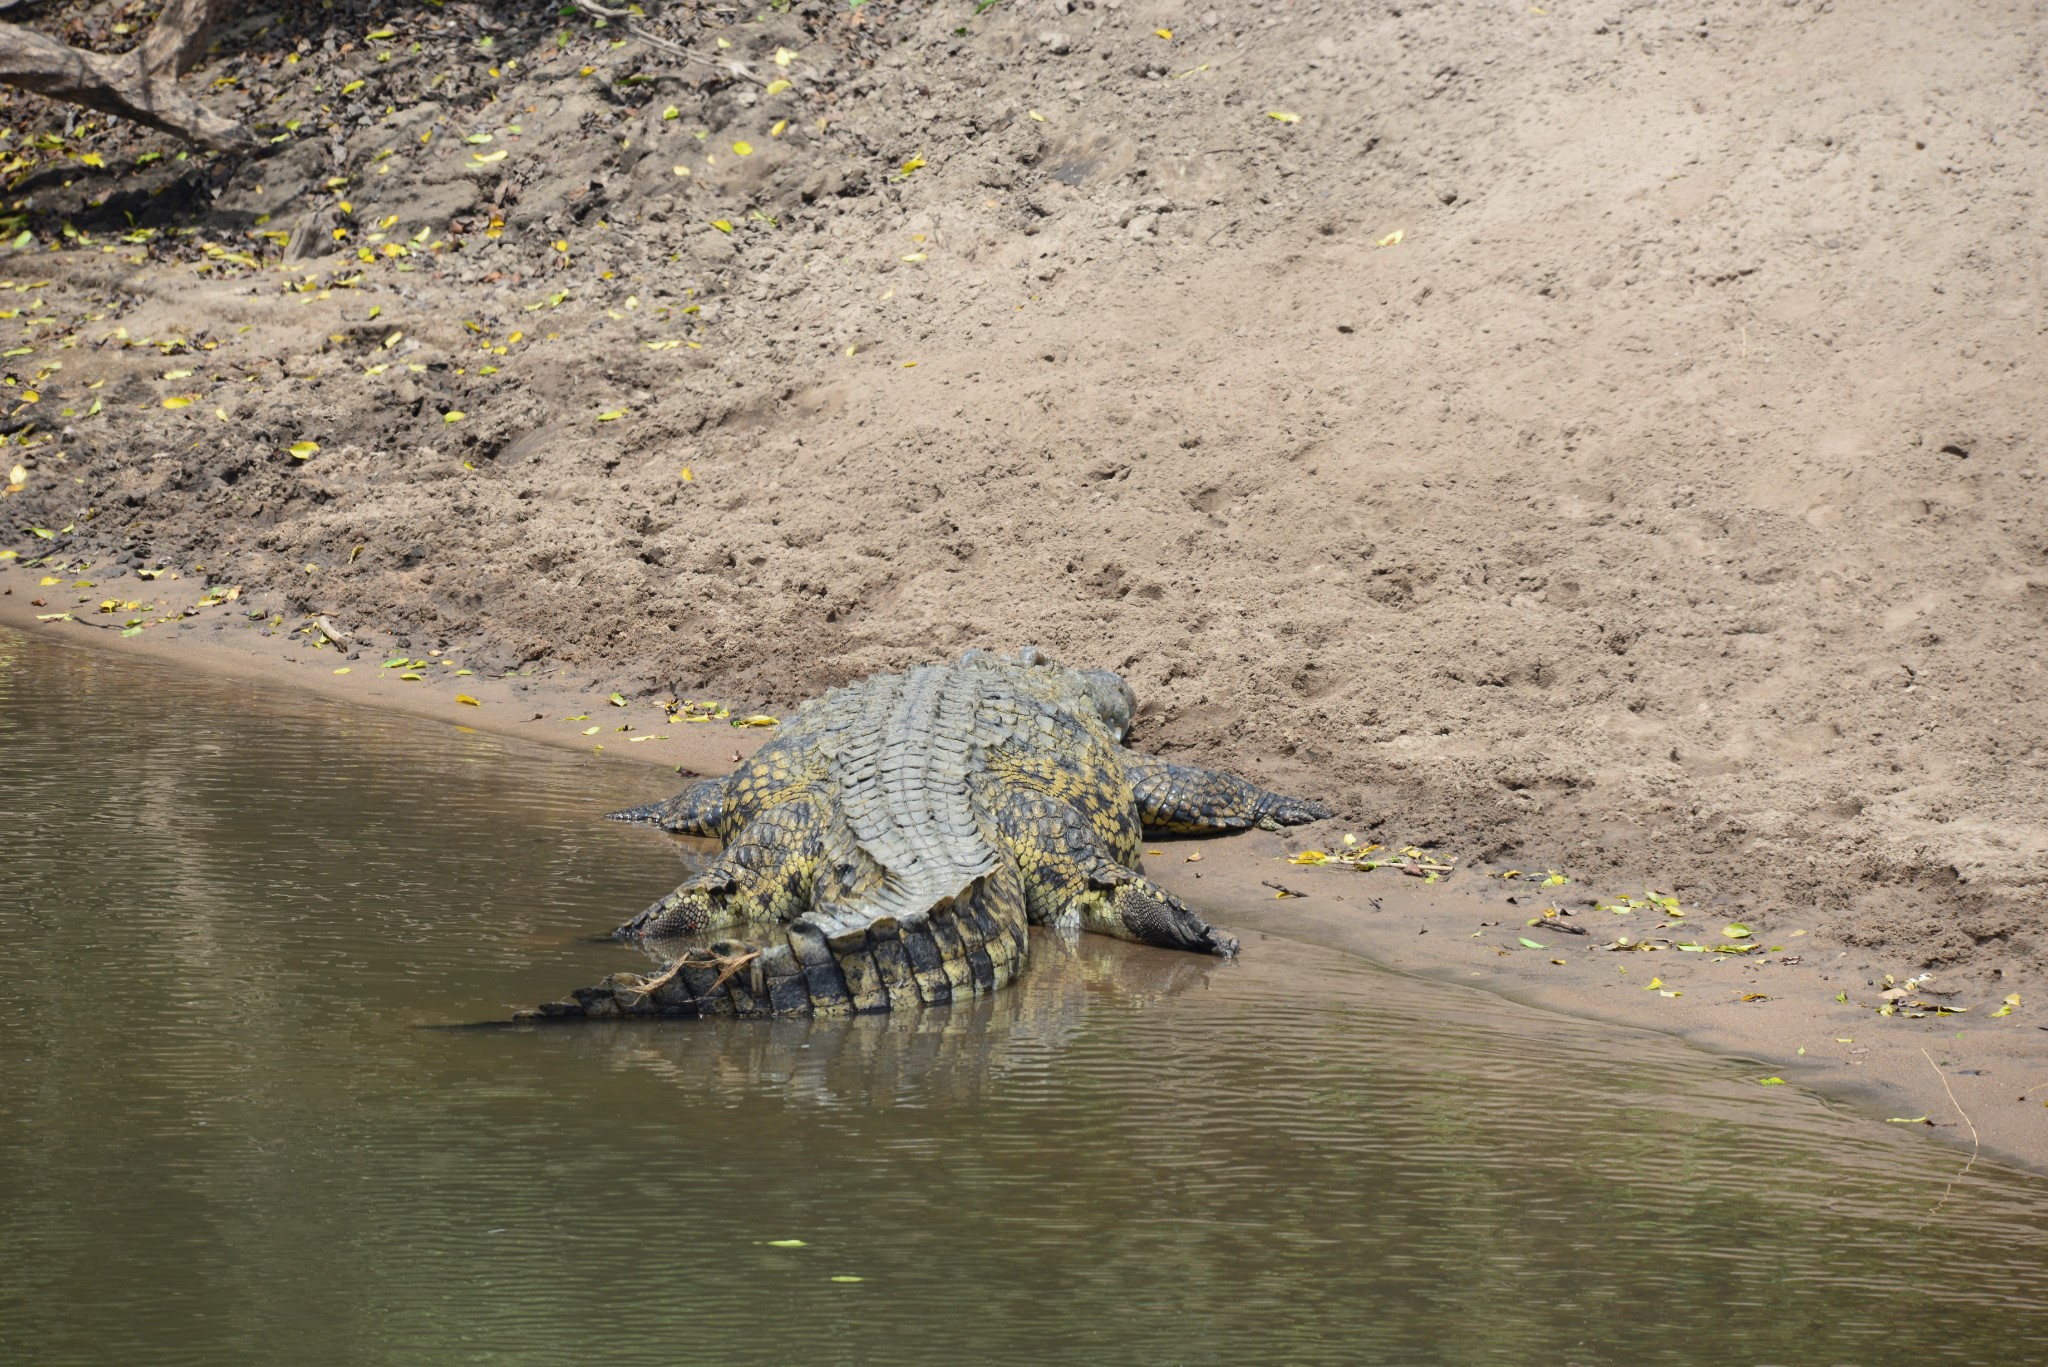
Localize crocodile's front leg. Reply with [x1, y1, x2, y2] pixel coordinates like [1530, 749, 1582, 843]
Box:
[1119, 751, 1333, 833]
[613, 795, 828, 939]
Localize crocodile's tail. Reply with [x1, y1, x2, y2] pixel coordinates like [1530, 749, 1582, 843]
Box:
[520, 871, 1031, 1021]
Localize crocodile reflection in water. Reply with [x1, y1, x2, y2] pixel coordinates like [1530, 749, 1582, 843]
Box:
[529, 925, 1220, 1104]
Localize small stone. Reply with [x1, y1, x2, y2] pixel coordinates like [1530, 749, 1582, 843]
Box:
[1039, 30, 1072, 54]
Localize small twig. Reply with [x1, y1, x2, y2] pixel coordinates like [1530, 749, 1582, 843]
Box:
[568, 0, 766, 85]
[707, 948, 762, 992]
[615, 945, 760, 1003]
[1916, 1046, 1980, 1230]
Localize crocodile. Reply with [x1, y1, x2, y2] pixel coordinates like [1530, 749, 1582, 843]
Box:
[523, 649, 1331, 1021]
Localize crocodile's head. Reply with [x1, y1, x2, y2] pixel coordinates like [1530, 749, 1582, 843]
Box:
[959, 647, 1138, 741]
[1075, 669, 1137, 742]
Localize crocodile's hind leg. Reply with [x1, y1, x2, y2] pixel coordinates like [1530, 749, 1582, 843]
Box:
[1119, 752, 1333, 833]
[999, 791, 1237, 956]
[613, 796, 827, 939]
[605, 777, 729, 837]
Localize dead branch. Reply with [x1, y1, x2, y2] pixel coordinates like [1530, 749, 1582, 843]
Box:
[566, 0, 764, 86]
[0, 0, 250, 151]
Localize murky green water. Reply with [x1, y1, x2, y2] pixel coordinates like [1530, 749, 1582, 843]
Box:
[5, 626, 2048, 1366]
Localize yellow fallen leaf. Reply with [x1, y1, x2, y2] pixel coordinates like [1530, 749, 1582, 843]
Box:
[456, 694, 480, 706]
[774, 46, 797, 66]
[1155, 27, 1173, 39]
[582, 725, 601, 735]
[1027, 109, 1046, 122]
[680, 466, 693, 481]
[162, 396, 193, 409]
[333, 667, 351, 674]
[1267, 111, 1301, 124]
[901, 155, 926, 176]
[734, 714, 780, 728]
[901, 252, 927, 263]
[711, 220, 733, 233]
[473, 149, 508, 163]
[597, 409, 626, 422]
[79, 151, 105, 167]
[765, 80, 792, 96]
[443, 410, 465, 423]
[288, 441, 319, 459]
[733, 141, 754, 157]
[673, 165, 691, 177]
[771, 120, 788, 137]
[7, 463, 24, 484]
[163, 368, 193, 380]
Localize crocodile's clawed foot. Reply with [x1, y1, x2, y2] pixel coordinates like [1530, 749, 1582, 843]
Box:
[1256, 795, 1336, 830]
[1112, 881, 1239, 958]
[612, 889, 695, 940]
[613, 870, 739, 940]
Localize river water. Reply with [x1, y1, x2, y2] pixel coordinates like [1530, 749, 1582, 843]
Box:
[4, 624, 2048, 1365]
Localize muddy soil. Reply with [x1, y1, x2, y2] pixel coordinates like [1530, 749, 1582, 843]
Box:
[2, 0, 2044, 1008]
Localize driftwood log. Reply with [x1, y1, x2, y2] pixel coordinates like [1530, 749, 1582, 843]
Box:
[0, 0, 248, 151]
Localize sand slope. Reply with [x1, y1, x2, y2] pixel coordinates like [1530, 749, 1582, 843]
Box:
[2, 0, 2043, 981]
